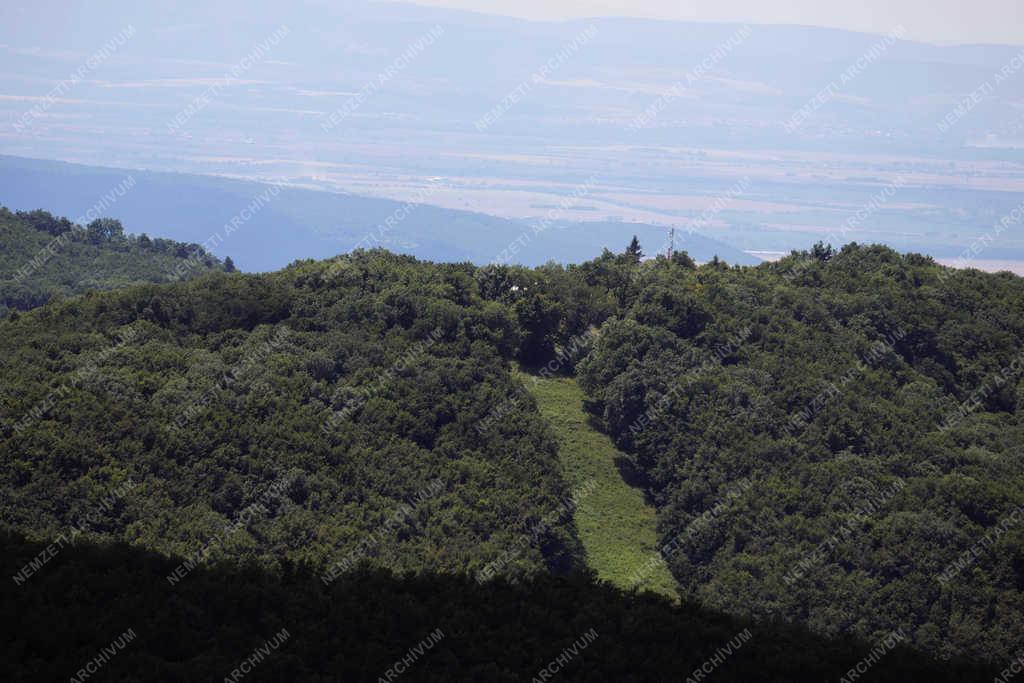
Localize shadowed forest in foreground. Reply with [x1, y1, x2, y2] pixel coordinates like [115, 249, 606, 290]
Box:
[0, 530, 999, 682]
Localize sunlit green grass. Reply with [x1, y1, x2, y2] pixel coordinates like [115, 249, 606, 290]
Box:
[517, 366, 678, 600]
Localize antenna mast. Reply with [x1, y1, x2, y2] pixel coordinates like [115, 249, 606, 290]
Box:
[667, 227, 675, 261]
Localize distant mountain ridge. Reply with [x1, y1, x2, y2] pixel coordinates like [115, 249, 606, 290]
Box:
[0, 155, 759, 271]
[2, 1, 1020, 153]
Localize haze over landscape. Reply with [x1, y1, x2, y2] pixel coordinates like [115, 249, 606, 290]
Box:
[1, 1, 1022, 271]
[2, 2, 1024, 682]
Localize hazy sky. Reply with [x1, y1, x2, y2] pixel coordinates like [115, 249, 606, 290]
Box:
[402, 0, 1023, 46]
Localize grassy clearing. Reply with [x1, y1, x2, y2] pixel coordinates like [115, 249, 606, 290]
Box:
[517, 366, 678, 600]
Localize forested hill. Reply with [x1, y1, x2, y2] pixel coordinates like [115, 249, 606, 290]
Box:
[573, 243, 1024, 661]
[0, 207, 229, 316]
[0, 250, 581, 582]
[2, 240, 1023, 666]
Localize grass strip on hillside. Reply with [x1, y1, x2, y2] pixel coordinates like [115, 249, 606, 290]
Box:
[517, 366, 678, 599]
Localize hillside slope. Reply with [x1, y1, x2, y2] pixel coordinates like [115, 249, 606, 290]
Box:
[2, 238, 1023, 662]
[573, 244, 1024, 660]
[0, 207, 226, 316]
[0, 251, 580, 580]
[518, 367, 678, 599]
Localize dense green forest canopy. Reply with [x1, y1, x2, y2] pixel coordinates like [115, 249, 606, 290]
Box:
[570, 242, 1024, 661]
[2, 235, 1023, 665]
[0, 207, 229, 316]
[0, 250, 579, 582]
